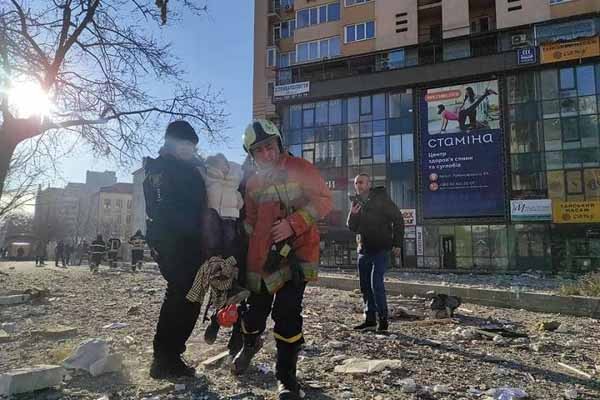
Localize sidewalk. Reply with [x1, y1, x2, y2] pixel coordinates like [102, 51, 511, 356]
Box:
[320, 268, 575, 295]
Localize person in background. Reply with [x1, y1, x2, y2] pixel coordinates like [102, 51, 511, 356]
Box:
[347, 173, 404, 333]
[129, 230, 146, 271]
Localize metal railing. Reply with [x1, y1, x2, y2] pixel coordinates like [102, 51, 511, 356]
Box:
[275, 30, 504, 86]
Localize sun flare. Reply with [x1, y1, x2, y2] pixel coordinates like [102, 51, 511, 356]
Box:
[8, 81, 53, 119]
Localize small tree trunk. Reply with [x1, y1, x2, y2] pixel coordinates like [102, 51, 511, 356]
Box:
[0, 131, 18, 206]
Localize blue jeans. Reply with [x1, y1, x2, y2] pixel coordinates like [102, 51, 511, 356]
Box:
[357, 250, 389, 321]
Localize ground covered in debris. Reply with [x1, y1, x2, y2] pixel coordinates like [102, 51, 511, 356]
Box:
[1, 261, 600, 400]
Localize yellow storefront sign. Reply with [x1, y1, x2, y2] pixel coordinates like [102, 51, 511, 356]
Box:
[553, 200, 600, 224]
[541, 36, 600, 64]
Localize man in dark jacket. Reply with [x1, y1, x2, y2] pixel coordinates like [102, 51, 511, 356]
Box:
[347, 173, 404, 332]
[144, 120, 219, 379]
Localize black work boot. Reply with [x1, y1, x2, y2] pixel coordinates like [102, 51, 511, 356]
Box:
[204, 314, 220, 345]
[377, 317, 389, 332]
[149, 354, 196, 379]
[232, 333, 263, 374]
[276, 341, 304, 400]
[353, 316, 377, 332]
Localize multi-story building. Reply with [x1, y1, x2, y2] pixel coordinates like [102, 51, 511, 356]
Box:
[33, 171, 119, 244]
[90, 183, 134, 241]
[253, 0, 600, 272]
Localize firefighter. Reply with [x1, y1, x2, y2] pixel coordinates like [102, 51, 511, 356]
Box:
[232, 119, 332, 400]
[129, 230, 146, 271]
[89, 235, 106, 273]
[107, 237, 121, 268]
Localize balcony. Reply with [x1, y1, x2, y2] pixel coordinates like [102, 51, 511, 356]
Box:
[275, 29, 518, 87]
[268, 0, 295, 18]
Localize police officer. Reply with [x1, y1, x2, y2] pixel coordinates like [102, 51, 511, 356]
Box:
[232, 120, 332, 400]
[144, 120, 219, 379]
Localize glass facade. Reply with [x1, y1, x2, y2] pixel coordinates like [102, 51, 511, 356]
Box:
[277, 60, 600, 272]
[280, 90, 415, 234]
[507, 62, 600, 201]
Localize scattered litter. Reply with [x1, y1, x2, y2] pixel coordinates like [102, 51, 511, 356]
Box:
[102, 323, 128, 330]
[485, 387, 528, 399]
[537, 321, 561, 332]
[334, 358, 402, 374]
[557, 362, 592, 380]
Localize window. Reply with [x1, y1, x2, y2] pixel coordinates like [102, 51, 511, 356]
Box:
[274, 19, 296, 41]
[103, 199, 111, 209]
[279, 52, 295, 68]
[345, 0, 372, 6]
[127, 200, 132, 209]
[390, 135, 414, 162]
[296, 37, 340, 63]
[267, 47, 277, 67]
[296, 2, 340, 29]
[116, 199, 123, 209]
[345, 21, 375, 43]
[126, 215, 132, 224]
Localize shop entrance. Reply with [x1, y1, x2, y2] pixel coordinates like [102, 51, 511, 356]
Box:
[441, 235, 456, 269]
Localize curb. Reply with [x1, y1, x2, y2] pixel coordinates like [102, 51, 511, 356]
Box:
[315, 275, 600, 319]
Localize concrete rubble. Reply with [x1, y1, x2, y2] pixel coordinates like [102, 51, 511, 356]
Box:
[0, 365, 65, 396]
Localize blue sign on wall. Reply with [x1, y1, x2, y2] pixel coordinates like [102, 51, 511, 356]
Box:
[517, 47, 537, 65]
[420, 80, 506, 219]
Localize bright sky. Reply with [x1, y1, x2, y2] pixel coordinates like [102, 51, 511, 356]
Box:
[55, 2, 254, 185]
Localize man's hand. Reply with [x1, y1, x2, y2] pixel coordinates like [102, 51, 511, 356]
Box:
[350, 203, 362, 215]
[271, 219, 294, 243]
[392, 247, 402, 258]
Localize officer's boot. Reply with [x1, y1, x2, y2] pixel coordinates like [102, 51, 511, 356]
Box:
[276, 340, 304, 400]
[231, 332, 263, 374]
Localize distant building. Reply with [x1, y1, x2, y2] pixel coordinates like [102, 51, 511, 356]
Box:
[90, 183, 134, 240]
[86, 171, 117, 191]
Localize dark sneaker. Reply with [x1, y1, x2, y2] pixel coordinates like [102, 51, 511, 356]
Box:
[204, 315, 220, 345]
[232, 336, 263, 374]
[353, 320, 377, 332]
[149, 356, 196, 379]
[377, 318, 389, 332]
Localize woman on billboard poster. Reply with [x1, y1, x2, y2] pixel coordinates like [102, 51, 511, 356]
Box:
[437, 86, 497, 133]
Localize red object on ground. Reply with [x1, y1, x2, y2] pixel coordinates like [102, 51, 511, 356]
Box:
[217, 304, 238, 327]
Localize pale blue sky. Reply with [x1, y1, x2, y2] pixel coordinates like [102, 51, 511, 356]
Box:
[56, 2, 254, 185]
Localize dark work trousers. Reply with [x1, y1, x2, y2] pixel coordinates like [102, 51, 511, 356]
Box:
[153, 280, 201, 358]
[242, 280, 307, 344]
[131, 250, 144, 265]
[358, 250, 389, 321]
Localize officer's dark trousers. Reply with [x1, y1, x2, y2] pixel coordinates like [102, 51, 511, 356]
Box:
[153, 280, 201, 358]
[242, 280, 306, 344]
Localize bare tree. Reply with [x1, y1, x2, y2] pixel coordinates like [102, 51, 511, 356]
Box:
[0, 0, 227, 204]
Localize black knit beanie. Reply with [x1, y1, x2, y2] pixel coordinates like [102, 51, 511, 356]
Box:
[165, 120, 199, 144]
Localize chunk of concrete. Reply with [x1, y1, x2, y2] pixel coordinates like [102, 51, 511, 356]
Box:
[32, 325, 78, 339]
[89, 354, 123, 377]
[0, 322, 16, 333]
[0, 329, 11, 343]
[334, 358, 403, 374]
[0, 294, 30, 305]
[0, 365, 65, 396]
[63, 339, 109, 372]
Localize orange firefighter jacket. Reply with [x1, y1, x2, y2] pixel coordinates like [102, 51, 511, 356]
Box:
[244, 153, 332, 293]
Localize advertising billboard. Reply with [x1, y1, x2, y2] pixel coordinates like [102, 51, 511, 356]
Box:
[420, 79, 505, 219]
